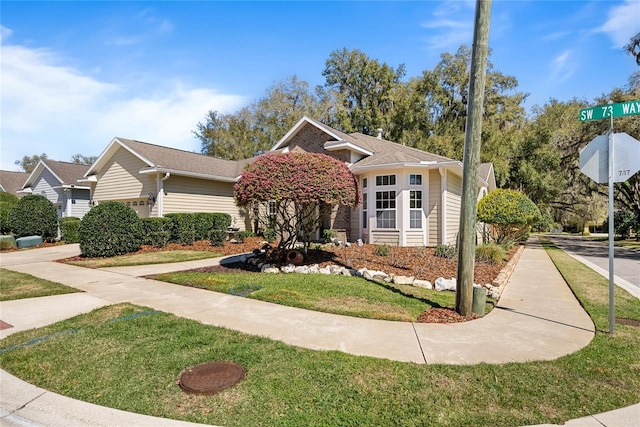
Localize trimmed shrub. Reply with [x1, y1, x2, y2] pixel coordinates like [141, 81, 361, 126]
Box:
[210, 229, 227, 247]
[475, 243, 507, 264]
[79, 202, 141, 257]
[477, 189, 542, 245]
[193, 212, 232, 241]
[263, 228, 277, 243]
[235, 230, 255, 243]
[435, 244, 457, 259]
[140, 217, 172, 248]
[0, 235, 17, 250]
[59, 217, 81, 243]
[7, 194, 58, 240]
[0, 193, 19, 234]
[164, 213, 196, 245]
[603, 210, 639, 240]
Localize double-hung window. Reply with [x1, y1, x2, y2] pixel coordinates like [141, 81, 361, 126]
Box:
[362, 193, 368, 229]
[376, 191, 396, 228]
[409, 190, 422, 228]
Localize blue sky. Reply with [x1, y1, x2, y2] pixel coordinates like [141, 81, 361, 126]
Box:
[1, 0, 639, 171]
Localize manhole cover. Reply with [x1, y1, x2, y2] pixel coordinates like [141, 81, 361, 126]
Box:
[615, 318, 640, 327]
[178, 361, 246, 395]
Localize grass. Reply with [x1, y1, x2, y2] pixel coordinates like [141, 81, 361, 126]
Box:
[0, 269, 80, 301]
[152, 271, 464, 321]
[0, 241, 639, 426]
[65, 250, 223, 268]
[585, 235, 640, 250]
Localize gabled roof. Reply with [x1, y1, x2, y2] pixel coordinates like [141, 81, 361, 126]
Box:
[478, 162, 497, 190]
[0, 170, 30, 195]
[23, 160, 91, 190]
[85, 138, 248, 182]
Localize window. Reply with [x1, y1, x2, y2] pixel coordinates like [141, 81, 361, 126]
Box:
[410, 190, 422, 228]
[409, 174, 422, 185]
[362, 193, 368, 229]
[376, 191, 396, 228]
[362, 178, 368, 188]
[375, 175, 396, 186]
[267, 200, 277, 218]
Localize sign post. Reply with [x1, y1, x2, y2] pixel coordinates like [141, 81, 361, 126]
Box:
[579, 100, 640, 335]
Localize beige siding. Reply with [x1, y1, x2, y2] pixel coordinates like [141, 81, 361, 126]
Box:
[372, 230, 400, 246]
[427, 169, 441, 246]
[405, 231, 425, 247]
[93, 148, 156, 201]
[163, 176, 247, 230]
[445, 171, 462, 245]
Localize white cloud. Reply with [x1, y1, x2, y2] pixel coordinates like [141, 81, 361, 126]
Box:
[421, 0, 475, 51]
[549, 50, 576, 84]
[599, 0, 640, 47]
[0, 37, 247, 170]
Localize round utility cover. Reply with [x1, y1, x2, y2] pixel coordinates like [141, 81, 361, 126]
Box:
[178, 361, 246, 395]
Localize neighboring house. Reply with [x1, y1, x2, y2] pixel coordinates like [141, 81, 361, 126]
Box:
[19, 160, 92, 219]
[81, 138, 252, 228]
[0, 170, 30, 197]
[270, 116, 496, 246]
[82, 117, 496, 246]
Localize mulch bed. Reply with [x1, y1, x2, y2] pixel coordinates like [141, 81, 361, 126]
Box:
[62, 237, 519, 323]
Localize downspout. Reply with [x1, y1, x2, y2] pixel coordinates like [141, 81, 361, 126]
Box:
[156, 172, 170, 217]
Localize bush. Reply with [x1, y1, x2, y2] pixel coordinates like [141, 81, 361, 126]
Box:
[210, 229, 227, 247]
[323, 229, 337, 242]
[235, 230, 255, 243]
[603, 210, 639, 240]
[164, 213, 196, 245]
[7, 194, 58, 240]
[477, 189, 541, 244]
[263, 228, 277, 242]
[79, 202, 141, 257]
[434, 244, 457, 259]
[140, 217, 172, 248]
[375, 244, 391, 257]
[0, 193, 19, 234]
[59, 217, 81, 243]
[475, 243, 507, 264]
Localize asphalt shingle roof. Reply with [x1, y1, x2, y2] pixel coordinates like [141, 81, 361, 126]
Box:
[0, 170, 30, 195]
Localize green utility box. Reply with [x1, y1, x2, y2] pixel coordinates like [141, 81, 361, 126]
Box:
[15, 235, 44, 249]
[472, 286, 487, 316]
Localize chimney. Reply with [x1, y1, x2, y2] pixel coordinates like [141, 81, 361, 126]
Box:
[376, 128, 383, 139]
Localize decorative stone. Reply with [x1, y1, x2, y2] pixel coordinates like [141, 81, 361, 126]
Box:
[329, 265, 344, 275]
[280, 264, 296, 273]
[318, 267, 332, 275]
[413, 280, 432, 290]
[294, 266, 310, 274]
[392, 275, 415, 285]
[262, 267, 280, 274]
[341, 269, 355, 277]
[308, 264, 320, 274]
[435, 277, 457, 292]
[259, 263, 271, 272]
[357, 239, 364, 247]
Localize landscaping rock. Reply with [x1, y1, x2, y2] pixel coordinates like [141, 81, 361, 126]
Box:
[392, 275, 415, 285]
[294, 266, 310, 274]
[262, 267, 280, 274]
[435, 277, 457, 291]
[280, 264, 296, 274]
[413, 279, 432, 290]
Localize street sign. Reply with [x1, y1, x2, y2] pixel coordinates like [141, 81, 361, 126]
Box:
[579, 100, 640, 122]
[580, 132, 640, 184]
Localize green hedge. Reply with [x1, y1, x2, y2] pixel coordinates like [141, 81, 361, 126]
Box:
[140, 217, 172, 248]
[59, 217, 81, 243]
[79, 202, 141, 257]
[164, 212, 231, 245]
[0, 193, 19, 234]
[6, 194, 58, 240]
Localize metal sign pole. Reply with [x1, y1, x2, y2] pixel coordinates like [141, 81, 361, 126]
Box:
[607, 111, 615, 335]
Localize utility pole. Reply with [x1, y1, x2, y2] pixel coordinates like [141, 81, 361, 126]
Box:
[456, 0, 492, 316]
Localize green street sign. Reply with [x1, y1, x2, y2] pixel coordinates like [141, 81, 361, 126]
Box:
[579, 100, 640, 122]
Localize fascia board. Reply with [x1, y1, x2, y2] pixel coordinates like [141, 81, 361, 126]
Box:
[138, 167, 238, 183]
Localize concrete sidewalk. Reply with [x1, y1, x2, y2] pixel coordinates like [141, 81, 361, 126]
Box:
[1, 241, 638, 426]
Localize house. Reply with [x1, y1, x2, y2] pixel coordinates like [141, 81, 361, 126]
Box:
[0, 170, 30, 197]
[270, 116, 496, 246]
[83, 117, 495, 246]
[82, 138, 252, 228]
[18, 160, 92, 219]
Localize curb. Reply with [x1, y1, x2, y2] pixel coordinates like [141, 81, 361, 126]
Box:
[491, 244, 525, 297]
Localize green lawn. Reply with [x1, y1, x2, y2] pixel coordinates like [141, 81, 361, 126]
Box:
[152, 270, 464, 321]
[65, 250, 223, 268]
[0, 269, 80, 301]
[0, 241, 639, 426]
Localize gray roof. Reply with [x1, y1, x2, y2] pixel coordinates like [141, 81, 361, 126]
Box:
[90, 138, 248, 180]
[40, 160, 91, 186]
[0, 170, 30, 195]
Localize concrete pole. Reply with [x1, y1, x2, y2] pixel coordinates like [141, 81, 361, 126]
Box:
[456, 0, 492, 316]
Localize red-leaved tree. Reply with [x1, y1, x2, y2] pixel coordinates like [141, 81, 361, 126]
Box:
[234, 152, 361, 253]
